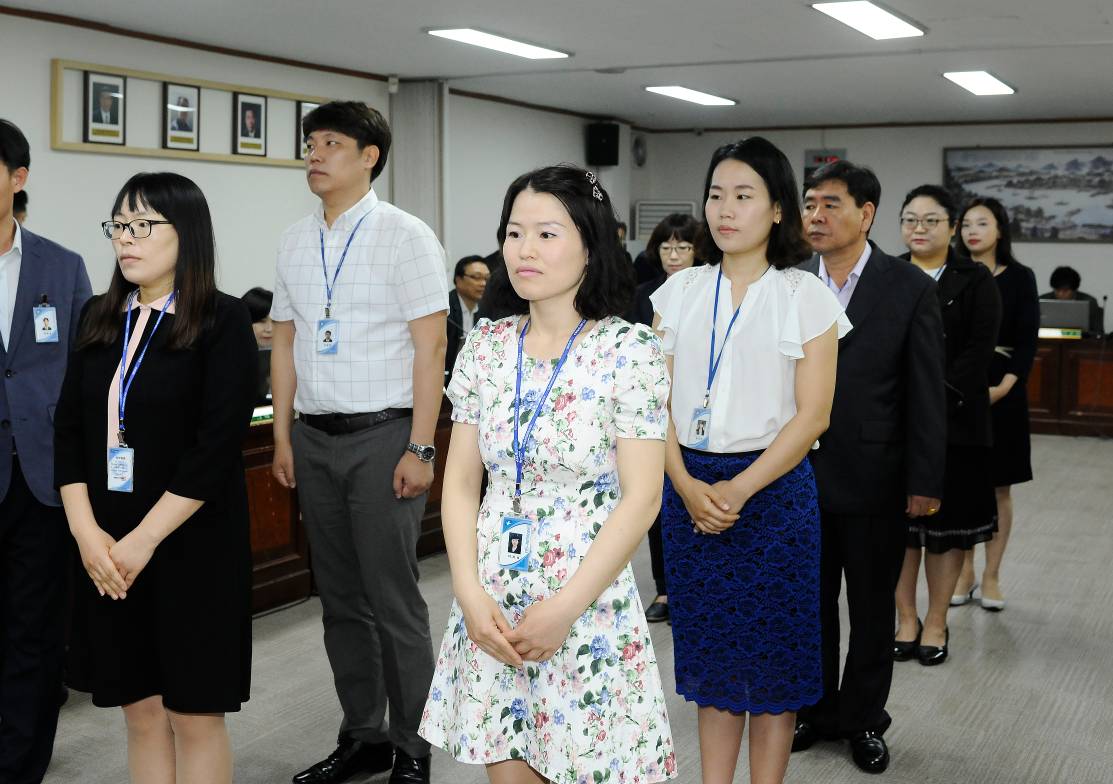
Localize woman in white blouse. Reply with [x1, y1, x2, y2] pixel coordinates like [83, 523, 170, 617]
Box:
[650, 137, 850, 784]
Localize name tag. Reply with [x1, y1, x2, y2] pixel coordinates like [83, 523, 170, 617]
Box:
[107, 446, 135, 493]
[688, 405, 712, 449]
[33, 305, 59, 344]
[316, 318, 339, 354]
[498, 514, 532, 571]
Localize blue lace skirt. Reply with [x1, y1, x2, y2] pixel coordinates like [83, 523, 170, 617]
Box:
[662, 447, 822, 714]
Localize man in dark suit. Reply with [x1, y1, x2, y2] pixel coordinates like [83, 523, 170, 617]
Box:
[793, 161, 945, 774]
[445, 254, 489, 376]
[0, 119, 92, 784]
[92, 86, 118, 125]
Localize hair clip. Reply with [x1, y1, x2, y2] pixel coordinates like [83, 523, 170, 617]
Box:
[592, 185, 604, 202]
[585, 170, 598, 185]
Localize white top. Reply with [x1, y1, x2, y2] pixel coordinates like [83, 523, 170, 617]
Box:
[651, 264, 852, 453]
[271, 187, 449, 414]
[0, 219, 22, 348]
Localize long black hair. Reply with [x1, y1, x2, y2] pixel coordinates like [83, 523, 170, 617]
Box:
[696, 137, 812, 269]
[956, 196, 1019, 266]
[78, 172, 217, 350]
[483, 164, 634, 320]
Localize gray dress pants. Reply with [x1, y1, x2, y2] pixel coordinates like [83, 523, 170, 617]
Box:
[292, 417, 434, 757]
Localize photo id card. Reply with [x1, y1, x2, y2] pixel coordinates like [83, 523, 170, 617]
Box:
[33, 305, 59, 343]
[316, 318, 339, 354]
[498, 514, 532, 572]
[107, 446, 135, 493]
[688, 406, 712, 450]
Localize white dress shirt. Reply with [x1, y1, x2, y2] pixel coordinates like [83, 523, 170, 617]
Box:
[818, 243, 872, 309]
[271, 187, 449, 414]
[0, 219, 22, 349]
[651, 264, 852, 453]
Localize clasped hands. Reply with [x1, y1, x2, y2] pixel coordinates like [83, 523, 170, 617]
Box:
[74, 524, 158, 600]
[677, 475, 748, 534]
[458, 583, 579, 667]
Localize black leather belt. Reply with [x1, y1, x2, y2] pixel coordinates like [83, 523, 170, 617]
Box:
[300, 408, 411, 435]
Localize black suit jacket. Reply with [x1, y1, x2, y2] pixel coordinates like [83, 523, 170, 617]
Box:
[798, 242, 946, 514]
[446, 289, 467, 376]
[902, 250, 1001, 446]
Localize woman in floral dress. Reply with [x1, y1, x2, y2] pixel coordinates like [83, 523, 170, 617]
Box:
[420, 165, 676, 784]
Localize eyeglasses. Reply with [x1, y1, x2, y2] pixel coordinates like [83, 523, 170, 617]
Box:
[461, 273, 490, 282]
[101, 219, 172, 240]
[899, 216, 946, 230]
[659, 243, 695, 256]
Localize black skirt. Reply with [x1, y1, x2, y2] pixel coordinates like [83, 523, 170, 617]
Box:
[907, 445, 998, 553]
[989, 353, 1034, 487]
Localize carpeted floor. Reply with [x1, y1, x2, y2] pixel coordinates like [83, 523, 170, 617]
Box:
[47, 434, 1113, 783]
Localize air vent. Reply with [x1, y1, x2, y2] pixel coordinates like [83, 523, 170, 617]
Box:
[634, 200, 698, 240]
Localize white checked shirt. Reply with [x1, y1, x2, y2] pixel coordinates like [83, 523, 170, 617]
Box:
[271, 188, 449, 415]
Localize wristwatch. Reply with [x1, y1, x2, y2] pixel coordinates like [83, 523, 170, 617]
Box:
[407, 442, 436, 463]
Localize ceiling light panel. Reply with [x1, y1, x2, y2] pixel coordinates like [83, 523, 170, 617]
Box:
[811, 2, 925, 40]
[427, 29, 569, 60]
[943, 71, 1016, 96]
[645, 86, 736, 106]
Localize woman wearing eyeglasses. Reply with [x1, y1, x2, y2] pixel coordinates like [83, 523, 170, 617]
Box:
[53, 172, 257, 783]
[893, 185, 1001, 666]
[627, 213, 702, 623]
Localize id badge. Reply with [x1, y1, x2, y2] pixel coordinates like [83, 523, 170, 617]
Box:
[33, 305, 59, 344]
[316, 318, 339, 354]
[498, 514, 532, 572]
[688, 406, 712, 450]
[107, 446, 135, 493]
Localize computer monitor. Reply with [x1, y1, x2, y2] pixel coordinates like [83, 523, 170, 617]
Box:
[1039, 299, 1090, 330]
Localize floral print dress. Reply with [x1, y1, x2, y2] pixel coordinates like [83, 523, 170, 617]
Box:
[420, 316, 677, 784]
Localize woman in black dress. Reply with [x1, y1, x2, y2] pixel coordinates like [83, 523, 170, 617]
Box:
[626, 212, 701, 623]
[893, 186, 1000, 665]
[54, 172, 257, 783]
[954, 197, 1040, 611]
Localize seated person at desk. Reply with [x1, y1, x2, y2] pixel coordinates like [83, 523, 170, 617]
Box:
[241, 287, 273, 403]
[446, 254, 489, 375]
[1042, 266, 1104, 335]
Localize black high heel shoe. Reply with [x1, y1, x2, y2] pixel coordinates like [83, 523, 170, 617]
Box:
[893, 618, 922, 662]
[917, 626, 949, 666]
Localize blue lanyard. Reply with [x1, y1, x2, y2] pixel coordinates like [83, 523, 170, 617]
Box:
[319, 212, 369, 318]
[512, 317, 587, 513]
[118, 290, 176, 446]
[704, 267, 745, 407]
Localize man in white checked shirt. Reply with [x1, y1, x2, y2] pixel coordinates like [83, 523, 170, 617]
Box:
[270, 102, 447, 784]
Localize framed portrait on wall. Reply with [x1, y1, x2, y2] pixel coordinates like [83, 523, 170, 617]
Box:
[233, 92, 267, 156]
[83, 71, 126, 145]
[296, 100, 319, 160]
[163, 82, 200, 151]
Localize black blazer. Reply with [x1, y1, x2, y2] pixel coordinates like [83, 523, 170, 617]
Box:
[798, 243, 947, 514]
[446, 289, 473, 376]
[626, 273, 666, 327]
[901, 250, 1001, 446]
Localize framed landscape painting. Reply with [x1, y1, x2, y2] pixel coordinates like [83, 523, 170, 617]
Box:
[944, 146, 1113, 243]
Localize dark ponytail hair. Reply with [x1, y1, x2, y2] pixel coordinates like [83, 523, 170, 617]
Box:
[79, 172, 217, 350]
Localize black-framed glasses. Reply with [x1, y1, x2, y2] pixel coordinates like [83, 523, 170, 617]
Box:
[659, 243, 695, 255]
[101, 219, 172, 240]
[899, 216, 945, 230]
[462, 273, 490, 282]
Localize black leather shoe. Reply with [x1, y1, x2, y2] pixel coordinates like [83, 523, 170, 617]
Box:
[850, 731, 889, 774]
[791, 719, 819, 752]
[292, 740, 393, 784]
[645, 599, 670, 623]
[917, 626, 949, 666]
[893, 618, 922, 662]
[389, 750, 431, 784]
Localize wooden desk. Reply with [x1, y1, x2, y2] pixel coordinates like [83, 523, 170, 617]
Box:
[244, 403, 454, 613]
[1028, 338, 1113, 437]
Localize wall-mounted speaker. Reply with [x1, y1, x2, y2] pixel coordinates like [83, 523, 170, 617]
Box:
[586, 122, 620, 167]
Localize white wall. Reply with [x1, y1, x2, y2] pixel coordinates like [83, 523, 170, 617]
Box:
[633, 123, 1113, 321]
[445, 94, 630, 265]
[2, 15, 389, 297]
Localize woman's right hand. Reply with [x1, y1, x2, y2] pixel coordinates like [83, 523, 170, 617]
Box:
[456, 583, 523, 667]
[73, 525, 128, 599]
[676, 475, 739, 534]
